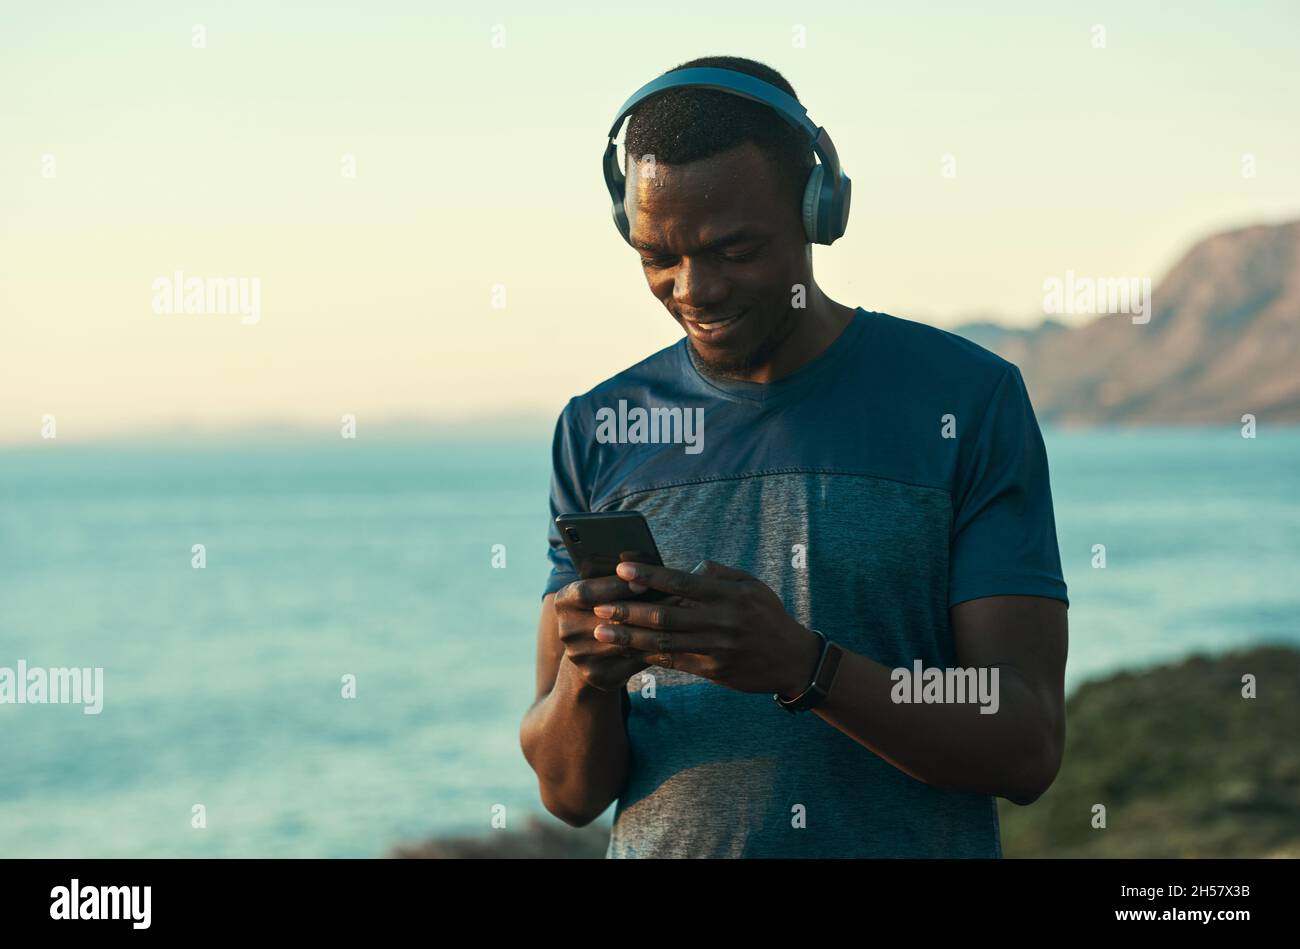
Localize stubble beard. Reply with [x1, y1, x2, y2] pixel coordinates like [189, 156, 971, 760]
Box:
[689, 306, 802, 379]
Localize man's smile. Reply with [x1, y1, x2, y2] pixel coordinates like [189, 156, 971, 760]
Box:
[680, 307, 749, 344]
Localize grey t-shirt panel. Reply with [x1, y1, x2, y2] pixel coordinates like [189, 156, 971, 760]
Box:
[603, 471, 1001, 858]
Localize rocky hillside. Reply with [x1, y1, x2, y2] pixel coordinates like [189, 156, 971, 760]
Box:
[956, 220, 1300, 426]
[999, 645, 1300, 858]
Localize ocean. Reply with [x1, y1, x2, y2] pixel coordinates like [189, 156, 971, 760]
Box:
[1, 427, 1297, 857]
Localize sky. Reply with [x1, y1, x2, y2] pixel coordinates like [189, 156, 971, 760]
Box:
[2, 0, 1297, 442]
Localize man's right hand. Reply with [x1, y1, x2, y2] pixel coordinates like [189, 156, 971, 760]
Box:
[554, 575, 659, 692]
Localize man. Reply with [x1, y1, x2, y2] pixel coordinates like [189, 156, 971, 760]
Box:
[519, 55, 1069, 858]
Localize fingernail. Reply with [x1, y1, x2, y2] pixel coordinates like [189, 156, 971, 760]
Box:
[594, 626, 616, 642]
[617, 563, 638, 579]
[628, 582, 648, 594]
[593, 605, 615, 619]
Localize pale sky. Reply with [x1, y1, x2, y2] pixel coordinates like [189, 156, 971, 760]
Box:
[2, 0, 1297, 442]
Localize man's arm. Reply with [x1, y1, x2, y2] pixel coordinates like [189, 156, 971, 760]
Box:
[518, 592, 632, 827]
[590, 563, 1068, 805]
[812, 595, 1068, 805]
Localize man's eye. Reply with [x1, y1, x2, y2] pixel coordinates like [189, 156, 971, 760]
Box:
[640, 249, 756, 268]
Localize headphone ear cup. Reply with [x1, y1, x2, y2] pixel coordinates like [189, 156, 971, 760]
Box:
[801, 164, 824, 243]
[611, 187, 631, 243]
[833, 175, 851, 242]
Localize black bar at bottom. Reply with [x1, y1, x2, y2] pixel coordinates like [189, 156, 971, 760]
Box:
[2, 857, 1288, 934]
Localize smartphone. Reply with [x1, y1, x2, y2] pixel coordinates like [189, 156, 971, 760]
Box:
[555, 510, 668, 601]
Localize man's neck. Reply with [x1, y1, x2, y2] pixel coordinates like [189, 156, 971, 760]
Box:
[730, 290, 857, 384]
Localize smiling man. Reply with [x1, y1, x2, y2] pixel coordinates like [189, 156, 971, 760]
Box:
[519, 56, 1070, 858]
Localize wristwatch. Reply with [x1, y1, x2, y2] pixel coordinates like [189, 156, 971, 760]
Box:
[773, 629, 843, 714]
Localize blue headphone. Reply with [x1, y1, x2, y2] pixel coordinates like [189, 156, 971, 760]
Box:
[603, 67, 852, 246]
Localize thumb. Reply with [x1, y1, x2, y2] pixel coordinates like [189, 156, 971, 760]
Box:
[691, 559, 756, 581]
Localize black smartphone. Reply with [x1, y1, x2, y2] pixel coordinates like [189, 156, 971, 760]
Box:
[555, 510, 668, 601]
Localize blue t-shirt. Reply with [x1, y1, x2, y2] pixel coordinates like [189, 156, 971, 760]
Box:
[542, 308, 1068, 857]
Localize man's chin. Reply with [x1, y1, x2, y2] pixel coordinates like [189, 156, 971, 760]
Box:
[687, 310, 798, 378]
[687, 337, 757, 377]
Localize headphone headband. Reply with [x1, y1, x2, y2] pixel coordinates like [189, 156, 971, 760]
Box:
[607, 68, 819, 141]
[602, 67, 851, 245]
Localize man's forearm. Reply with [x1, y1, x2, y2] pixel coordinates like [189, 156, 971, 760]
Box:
[813, 649, 1059, 805]
[520, 655, 631, 825]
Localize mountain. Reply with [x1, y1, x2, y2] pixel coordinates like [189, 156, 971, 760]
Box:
[954, 220, 1300, 426]
[952, 318, 1068, 362]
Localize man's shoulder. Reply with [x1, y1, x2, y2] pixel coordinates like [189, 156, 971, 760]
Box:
[862, 309, 1017, 382]
[858, 309, 1026, 422]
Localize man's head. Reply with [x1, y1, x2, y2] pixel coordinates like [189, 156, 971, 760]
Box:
[622, 57, 817, 377]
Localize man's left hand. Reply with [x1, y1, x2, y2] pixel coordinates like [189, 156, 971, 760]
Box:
[592, 560, 822, 696]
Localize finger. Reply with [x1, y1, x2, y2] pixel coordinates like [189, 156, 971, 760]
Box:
[614, 561, 722, 600]
[556, 574, 643, 610]
[565, 637, 644, 664]
[591, 599, 697, 630]
[592, 624, 709, 654]
[641, 651, 711, 678]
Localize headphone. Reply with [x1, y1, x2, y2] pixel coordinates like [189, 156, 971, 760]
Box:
[603, 67, 852, 246]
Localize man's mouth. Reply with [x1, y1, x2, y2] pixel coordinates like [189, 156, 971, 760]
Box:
[681, 308, 748, 342]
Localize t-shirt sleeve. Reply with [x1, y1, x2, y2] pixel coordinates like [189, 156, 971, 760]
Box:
[542, 398, 589, 598]
[948, 365, 1069, 609]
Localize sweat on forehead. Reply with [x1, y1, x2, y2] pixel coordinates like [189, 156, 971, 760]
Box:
[623, 144, 789, 237]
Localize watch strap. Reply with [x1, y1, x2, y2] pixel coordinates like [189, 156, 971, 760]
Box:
[774, 629, 843, 714]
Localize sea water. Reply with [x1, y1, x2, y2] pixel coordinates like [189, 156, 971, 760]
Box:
[0, 427, 1296, 856]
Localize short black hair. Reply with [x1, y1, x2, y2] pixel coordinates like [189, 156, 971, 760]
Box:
[623, 55, 816, 209]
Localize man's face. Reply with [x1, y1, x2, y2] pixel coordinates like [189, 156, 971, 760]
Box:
[624, 141, 809, 377]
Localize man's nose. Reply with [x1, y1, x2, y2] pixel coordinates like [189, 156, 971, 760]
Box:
[673, 257, 728, 311]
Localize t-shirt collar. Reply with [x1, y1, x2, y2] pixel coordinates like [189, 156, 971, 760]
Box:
[681, 307, 868, 407]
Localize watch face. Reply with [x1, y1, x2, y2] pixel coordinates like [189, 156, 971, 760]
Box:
[776, 636, 841, 712]
[815, 643, 843, 692]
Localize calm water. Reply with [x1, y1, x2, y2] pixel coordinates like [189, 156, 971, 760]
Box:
[1, 428, 1297, 857]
